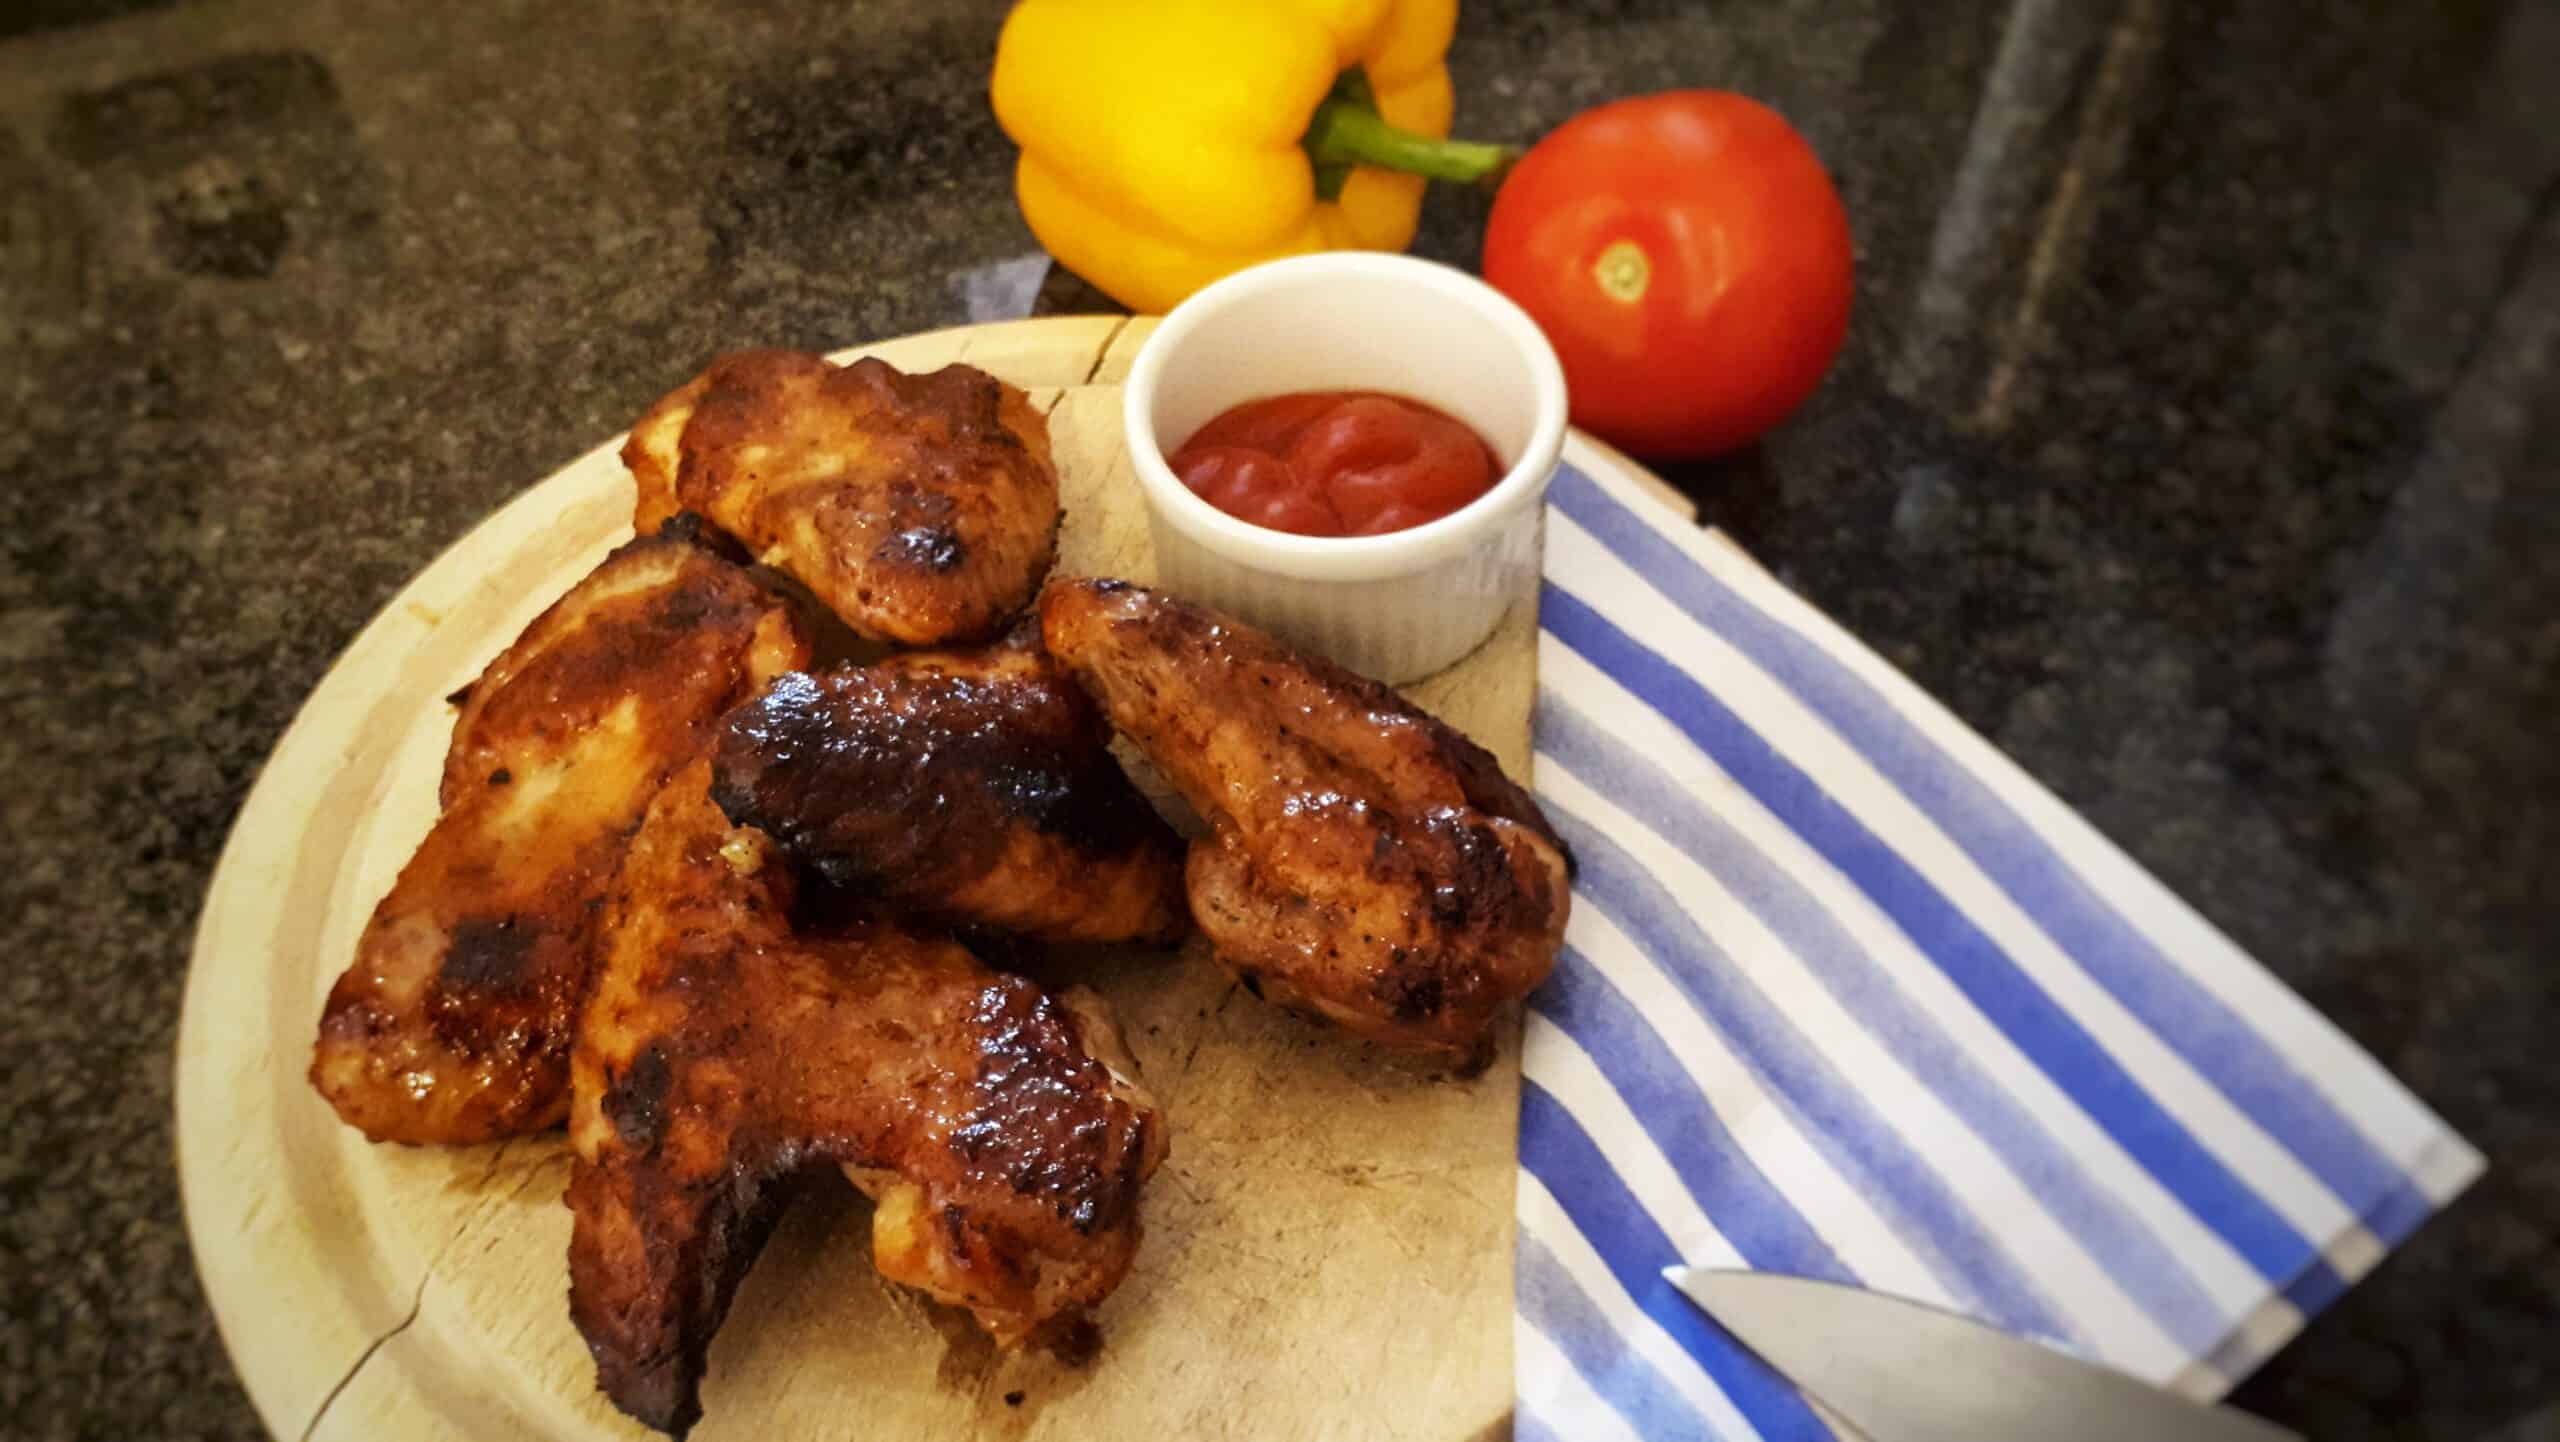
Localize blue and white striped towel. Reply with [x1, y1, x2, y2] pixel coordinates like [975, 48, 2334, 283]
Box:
[1516, 452, 2485, 1442]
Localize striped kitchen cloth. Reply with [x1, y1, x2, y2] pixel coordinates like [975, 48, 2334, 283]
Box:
[1516, 452, 2485, 1442]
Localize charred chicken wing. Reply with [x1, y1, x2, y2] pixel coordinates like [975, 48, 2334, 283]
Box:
[567, 763, 1163, 1436]
[1039, 578, 1571, 1062]
[310, 518, 813, 1144]
[708, 624, 1188, 945]
[623, 350, 1059, 645]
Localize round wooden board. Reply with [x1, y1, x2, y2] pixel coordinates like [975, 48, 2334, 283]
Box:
[176, 316, 1687, 1442]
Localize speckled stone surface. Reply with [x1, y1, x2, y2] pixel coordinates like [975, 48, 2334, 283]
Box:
[1, 1, 2552, 1439]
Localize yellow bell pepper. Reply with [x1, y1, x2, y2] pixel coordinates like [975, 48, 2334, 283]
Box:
[991, 0, 1515, 314]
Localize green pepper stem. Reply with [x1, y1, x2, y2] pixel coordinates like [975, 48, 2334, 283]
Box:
[1304, 94, 1519, 199]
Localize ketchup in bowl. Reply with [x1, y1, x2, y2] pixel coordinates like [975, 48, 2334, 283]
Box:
[1168, 391, 1501, 537]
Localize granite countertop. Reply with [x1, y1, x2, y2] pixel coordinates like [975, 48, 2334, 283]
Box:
[3, 1, 2553, 1438]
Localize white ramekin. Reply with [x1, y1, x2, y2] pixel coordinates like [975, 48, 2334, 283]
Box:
[1121, 252, 1569, 683]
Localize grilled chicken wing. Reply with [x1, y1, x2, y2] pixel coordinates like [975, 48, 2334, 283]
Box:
[1040, 578, 1571, 1062]
[708, 624, 1188, 945]
[568, 763, 1163, 1437]
[310, 519, 813, 1145]
[623, 350, 1059, 645]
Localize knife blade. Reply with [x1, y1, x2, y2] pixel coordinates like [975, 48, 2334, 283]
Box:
[1663, 1267, 2303, 1442]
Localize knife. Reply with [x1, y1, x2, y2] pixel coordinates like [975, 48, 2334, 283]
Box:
[1662, 1267, 2304, 1442]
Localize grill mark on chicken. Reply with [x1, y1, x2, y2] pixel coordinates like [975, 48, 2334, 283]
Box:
[438, 915, 536, 992]
[954, 984, 1152, 1238]
[600, 1044, 670, 1148]
[883, 521, 966, 572]
[708, 626, 1187, 945]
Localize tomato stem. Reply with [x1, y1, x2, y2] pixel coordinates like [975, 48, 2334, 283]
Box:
[1304, 69, 1519, 202]
[1593, 240, 1652, 302]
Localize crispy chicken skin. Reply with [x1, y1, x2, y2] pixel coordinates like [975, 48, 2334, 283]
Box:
[310, 519, 813, 1145]
[707, 624, 1189, 945]
[622, 350, 1059, 645]
[1039, 578, 1572, 1062]
[567, 763, 1163, 1437]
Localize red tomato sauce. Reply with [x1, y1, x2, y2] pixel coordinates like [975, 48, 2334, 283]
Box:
[1168, 391, 1502, 537]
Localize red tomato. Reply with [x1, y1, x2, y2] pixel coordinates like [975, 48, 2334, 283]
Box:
[1169, 391, 1499, 537]
[1481, 90, 1854, 458]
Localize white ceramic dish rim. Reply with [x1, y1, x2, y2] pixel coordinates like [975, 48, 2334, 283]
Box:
[1121, 252, 1570, 583]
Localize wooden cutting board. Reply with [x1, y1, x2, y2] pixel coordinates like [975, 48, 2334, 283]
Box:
[177, 316, 1558, 1442]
